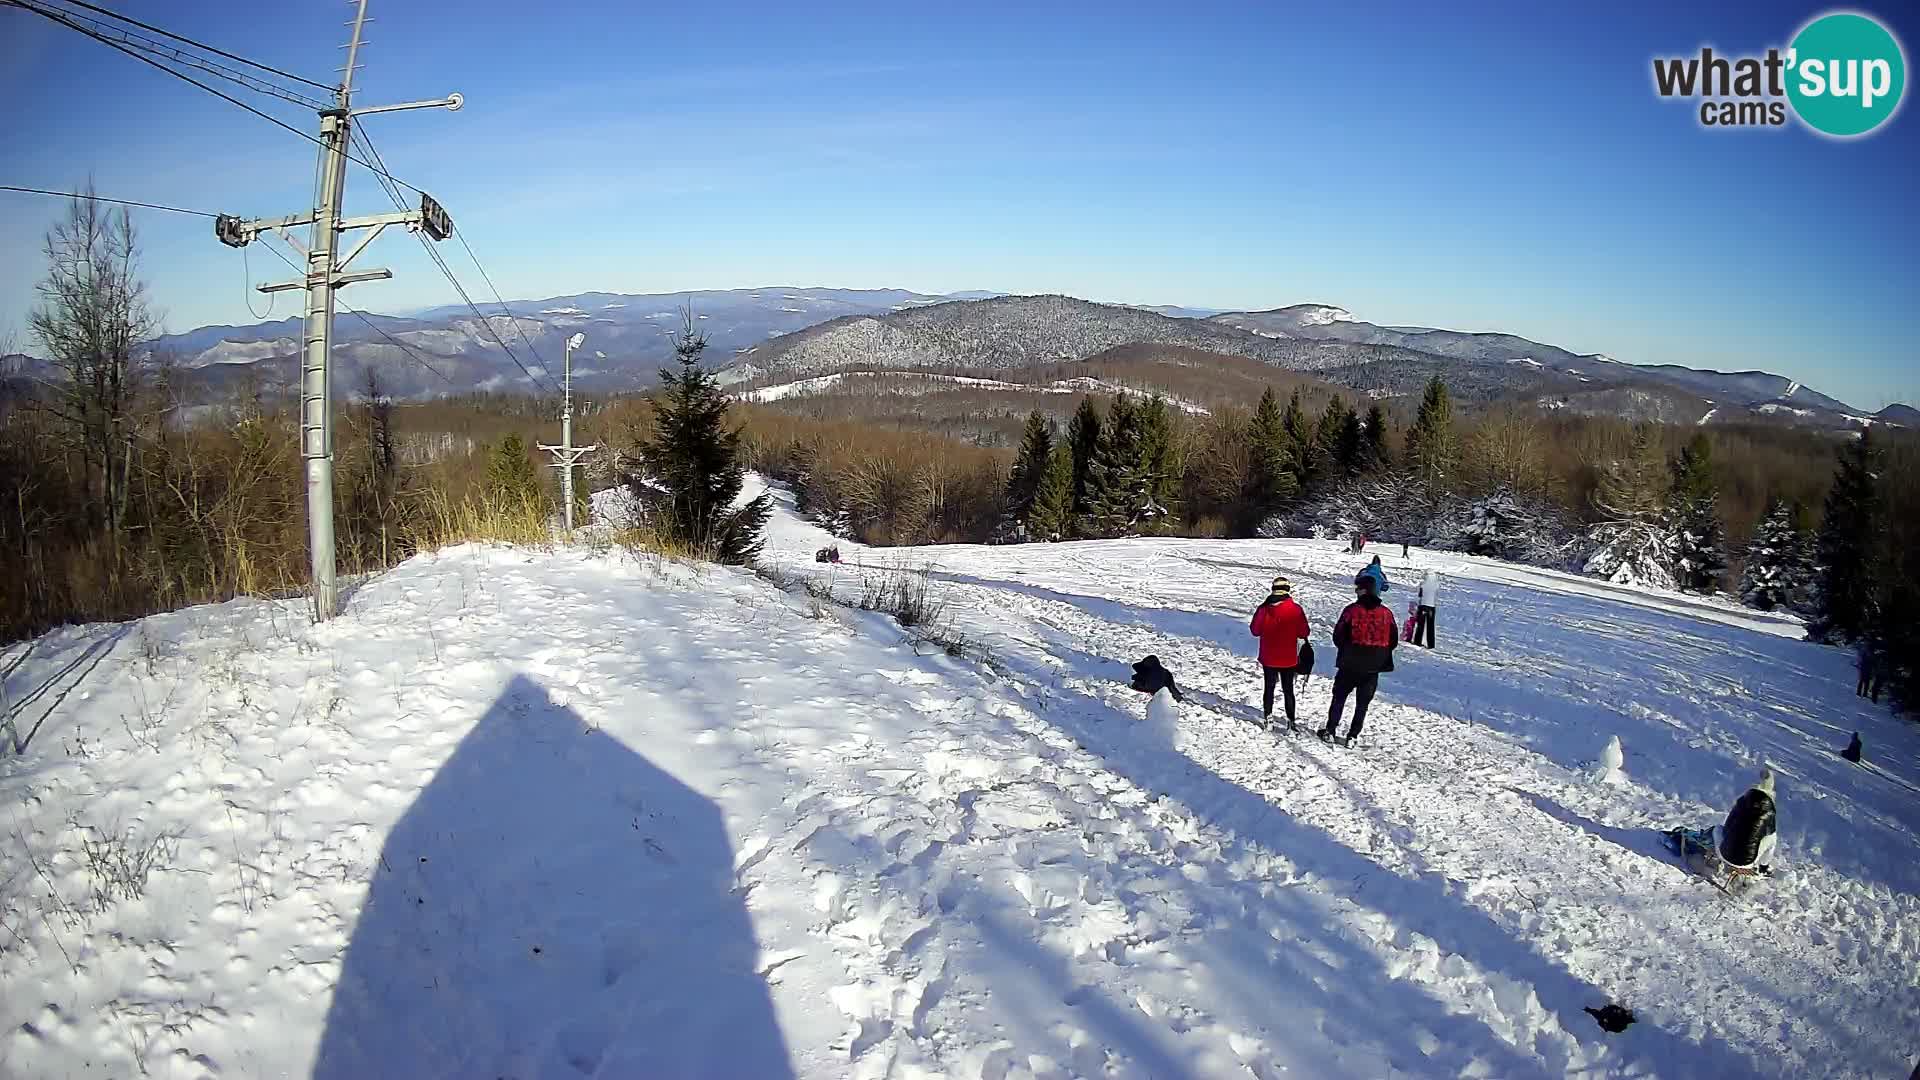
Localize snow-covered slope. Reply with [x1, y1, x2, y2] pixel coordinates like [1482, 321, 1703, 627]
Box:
[2, 482, 1916, 1078]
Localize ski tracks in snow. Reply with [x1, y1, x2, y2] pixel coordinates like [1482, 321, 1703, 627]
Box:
[849, 546, 1918, 1079]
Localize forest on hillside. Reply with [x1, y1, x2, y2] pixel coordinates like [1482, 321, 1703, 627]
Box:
[3, 198, 1914, 711]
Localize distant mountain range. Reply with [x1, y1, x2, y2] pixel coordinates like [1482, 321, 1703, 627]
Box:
[0, 288, 1906, 432]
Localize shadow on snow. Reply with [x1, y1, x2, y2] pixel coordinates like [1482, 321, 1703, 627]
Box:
[311, 674, 792, 1079]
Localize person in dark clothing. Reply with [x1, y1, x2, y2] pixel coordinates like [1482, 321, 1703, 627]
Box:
[1857, 642, 1877, 699]
[1250, 576, 1310, 730]
[1321, 572, 1399, 747]
[1718, 769, 1777, 872]
[1129, 655, 1184, 702]
[1842, 732, 1863, 763]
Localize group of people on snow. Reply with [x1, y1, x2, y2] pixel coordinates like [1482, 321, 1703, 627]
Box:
[1247, 554, 1440, 746]
[1239, 546, 1782, 883]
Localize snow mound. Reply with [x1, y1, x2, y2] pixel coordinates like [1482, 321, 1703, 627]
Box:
[1143, 686, 1180, 747]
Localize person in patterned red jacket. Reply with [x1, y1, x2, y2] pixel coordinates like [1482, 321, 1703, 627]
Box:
[1320, 571, 1399, 747]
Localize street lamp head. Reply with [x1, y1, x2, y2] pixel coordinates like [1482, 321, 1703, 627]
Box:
[567, 333, 586, 350]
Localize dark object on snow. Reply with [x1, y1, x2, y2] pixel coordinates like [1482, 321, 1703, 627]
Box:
[1296, 641, 1316, 679]
[1719, 770, 1778, 870]
[1583, 1004, 1636, 1032]
[1130, 655, 1184, 702]
[813, 545, 843, 564]
[1842, 732, 1863, 763]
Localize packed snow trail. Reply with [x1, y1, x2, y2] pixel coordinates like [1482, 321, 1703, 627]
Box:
[753, 479, 1920, 1078]
[0, 479, 1913, 1077]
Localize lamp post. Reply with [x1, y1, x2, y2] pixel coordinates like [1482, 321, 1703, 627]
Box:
[540, 332, 596, 533]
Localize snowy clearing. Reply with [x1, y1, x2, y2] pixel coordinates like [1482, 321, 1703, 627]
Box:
[1, 478, 1915, 1079]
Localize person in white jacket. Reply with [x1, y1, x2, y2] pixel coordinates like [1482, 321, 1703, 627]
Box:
[1412, 570, 1439, 648]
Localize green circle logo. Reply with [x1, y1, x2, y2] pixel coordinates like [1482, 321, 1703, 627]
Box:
[1787, 12, 1906, 136]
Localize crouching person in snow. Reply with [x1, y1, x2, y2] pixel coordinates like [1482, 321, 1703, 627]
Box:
[1322, 572, 1398, 747]
[1130, 655, 1184, 703]
[1250, 576, 1310, 731]
[1718, 769, 1778, 875]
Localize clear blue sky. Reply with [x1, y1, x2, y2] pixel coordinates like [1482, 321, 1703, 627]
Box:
[2, 0, 1915, 408]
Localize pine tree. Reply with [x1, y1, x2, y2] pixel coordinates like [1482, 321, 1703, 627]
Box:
[1814, 429, 1883, 642]
[1137, 395, 1180, 527]
[1066, 397, 1102, 530]
[1403, 377, 1457, 488]
[1311, 395, 1349, 487]
[1082, 394, 1159, 536]
[1583, 424, 1676, 589]
[1666, 432, 1727, 593]
[1281, 391, 1313, 492]
[1739, 499, 1813, 611]
[1360, 404, 1389, 472]
[1001, 409, 1054, 538]
[485, 433, 545, 508]
[1026, 444, 1075, 541]
[1245, 388, 1299, 530]
[1335, 407, 1364, 476]
[632, 323, 771, 564]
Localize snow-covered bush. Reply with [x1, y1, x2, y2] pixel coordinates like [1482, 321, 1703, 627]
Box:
[1260, 472, 1433, 544]
[1583, 519, 1678, 590]
[1451, 487, 1580, 568]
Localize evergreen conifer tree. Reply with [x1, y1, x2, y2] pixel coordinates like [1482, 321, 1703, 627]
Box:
[632, 323, 771, 564]
[1001, 409, 1054, 537]
[1281, 391, 1313, 492]
[485, 433, 546, 508]
[1403, 377, 1457, 488]
[1138, 394, 1180, 526]
[1739, 498, 1813, 611]
[1066, 397, 1102, 529]
[1583, 424, 1676, 588]
[1026, 444, 1075, 541]
[1082, 394, 1158, 536]
[1245, 387, 1299, 530]
[1814, 429, 1883, 641]
[1666, 433, 1727, 592]
[1361, 404, 1389, 471]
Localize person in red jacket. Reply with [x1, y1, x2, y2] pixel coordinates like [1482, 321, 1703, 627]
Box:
[1250, 575, 1310, 730]
[1321, 571, 1399, 747]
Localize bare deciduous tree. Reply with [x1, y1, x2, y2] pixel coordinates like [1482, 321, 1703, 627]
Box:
[28, 188, 157, 542]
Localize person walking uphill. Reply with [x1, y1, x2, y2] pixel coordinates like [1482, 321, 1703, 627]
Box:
[1322, 572, 1398, 747]
[1250, 576, 1310, 731]
[1412, 569, 1440, 648]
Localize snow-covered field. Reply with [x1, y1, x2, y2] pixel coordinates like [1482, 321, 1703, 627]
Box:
[3, 478, 1916, 1078]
